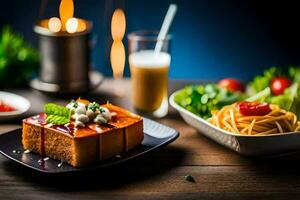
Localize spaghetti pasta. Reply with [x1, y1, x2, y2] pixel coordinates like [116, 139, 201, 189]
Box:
[209, 102, 300, 135]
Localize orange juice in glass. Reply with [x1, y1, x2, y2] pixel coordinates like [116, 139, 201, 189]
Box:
[128, 32, 171, 118]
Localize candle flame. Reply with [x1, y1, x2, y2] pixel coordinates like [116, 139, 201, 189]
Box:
[111, 9, 126, 40]
[66, 17, 78, 33]
[59, 0, 74, 31]
[110, 8, 126, 78]
[110, 9, 126, 96]
[48, 17, 62, 32]
[77, 19, 87, 32]
[110, 41, 126, 77]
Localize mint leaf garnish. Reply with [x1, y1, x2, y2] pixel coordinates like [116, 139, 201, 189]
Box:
[44, 103, 71, 125]
[184, 175, 195, 183]
[46, 115, 70, 125]
[70, 99, 78, 108]
[88, 102, 100, 112]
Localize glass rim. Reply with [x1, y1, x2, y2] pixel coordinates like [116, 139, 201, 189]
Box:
[127, 30, 172, 42]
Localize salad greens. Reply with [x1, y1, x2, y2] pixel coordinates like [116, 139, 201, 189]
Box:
[0, 26, 39, 88]
[248, 66, 300, 117]
[175, 66, 300, 120]
[270, 83, 300, 117]
[247, 67, 283, 95]
[174, 84, 245, 119]
[246, 87, 271, 102]
[289, 67, 300, 82]
[248, 66, 300, 94]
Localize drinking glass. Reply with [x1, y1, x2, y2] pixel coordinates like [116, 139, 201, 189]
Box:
[128, 31, 171, 118]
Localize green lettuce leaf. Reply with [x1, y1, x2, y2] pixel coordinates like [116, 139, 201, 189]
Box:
[270, 83, 300, 117]
[247, 67, 283, 95]
[288, 66, 300, 83]
[174, 84, 245, 119]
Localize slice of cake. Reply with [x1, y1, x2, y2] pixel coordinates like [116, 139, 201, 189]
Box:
[22, 99, 143, 167]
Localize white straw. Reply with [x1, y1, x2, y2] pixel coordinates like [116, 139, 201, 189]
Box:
[154, 4, 177, 57]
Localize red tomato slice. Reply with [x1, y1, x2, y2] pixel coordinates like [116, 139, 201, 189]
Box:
[218, 78, 245, 92]
[270, 77, 292, 96]
[237, 101, 271, 116]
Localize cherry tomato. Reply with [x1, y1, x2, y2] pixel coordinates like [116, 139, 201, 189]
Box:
[270, 77, 292, 96]
[218, 78, 245, 92]
[237, 101, 271, 116]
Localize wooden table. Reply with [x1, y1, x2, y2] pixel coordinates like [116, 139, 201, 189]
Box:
[1, 79, 300, 200]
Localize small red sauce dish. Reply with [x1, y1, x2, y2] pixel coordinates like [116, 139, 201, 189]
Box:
[0, 91, 30, 121]
[0, 101, 17, 112]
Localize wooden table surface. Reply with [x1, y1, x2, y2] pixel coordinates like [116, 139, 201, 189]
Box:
[1, 79, 300, 200]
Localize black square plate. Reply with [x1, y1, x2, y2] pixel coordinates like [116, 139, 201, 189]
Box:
[0, 118, 179, 173]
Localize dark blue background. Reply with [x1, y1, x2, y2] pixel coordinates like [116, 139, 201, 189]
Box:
[1, 0, 300, 81]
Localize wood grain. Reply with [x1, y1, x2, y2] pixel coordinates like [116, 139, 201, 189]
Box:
[1, 79, 300, 199]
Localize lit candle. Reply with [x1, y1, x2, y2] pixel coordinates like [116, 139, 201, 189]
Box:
[38, 0, 87, 34]
[58, 0, 86, 33]
[110, 9, 126, 96]
[111, 9, 126, 40]
[110, 41, 126, 77]
[110, 8, 126, 77]
[33, 0, 93, 93]
[77, 19, 87, 32]
[48, 17, 62, 33]
[66, 17, 79, 33]
[59, 0, 74, 31]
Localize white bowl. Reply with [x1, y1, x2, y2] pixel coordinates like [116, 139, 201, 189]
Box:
[169, 89, 300, 156]
[0, 91, 30, 121]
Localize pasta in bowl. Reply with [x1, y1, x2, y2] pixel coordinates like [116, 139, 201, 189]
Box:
[170, 91, 300, 156]
[209, 102, 300, 136]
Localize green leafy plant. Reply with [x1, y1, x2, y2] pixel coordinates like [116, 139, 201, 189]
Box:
[0, 26, 39, 88]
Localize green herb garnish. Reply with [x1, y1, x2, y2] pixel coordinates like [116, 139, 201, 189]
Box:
[184, 175, 195, 183]
[88, 102, 100, 112]
[45, 115, 70, 125]
[99, 107, 105, 113]
[70, 99, 78, 108]
[44, 103, 71, 125]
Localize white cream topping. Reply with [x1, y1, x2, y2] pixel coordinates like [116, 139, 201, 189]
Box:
[67, 101, 112, 127]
